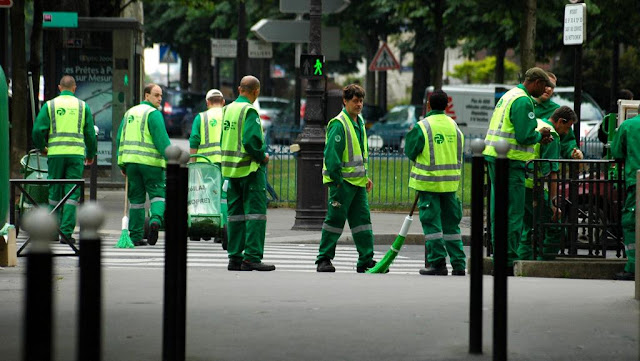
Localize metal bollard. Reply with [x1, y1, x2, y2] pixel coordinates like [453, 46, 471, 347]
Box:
[77, 202, 105, 361]
[163, 146, 189, 361]
[469, 139, 485, 354]
[90, 155, 98, 201]
[22, 208, 58, 361]
[493, 140, 509, 361]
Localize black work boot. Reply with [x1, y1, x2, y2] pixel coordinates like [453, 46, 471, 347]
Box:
[227, 259, 242, 271]
[419, 261, 448, 276]
[241, 260, 276, 271]
[356, 260, 377, 273]
[147, 222, 160, 246]
[451, 269, 466, 276]
[316, 258, 336, 272]
[614, 271, 635, 281]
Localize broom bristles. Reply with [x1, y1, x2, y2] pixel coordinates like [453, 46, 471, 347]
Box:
[115, 228, 135, 248]
[366, 235, 405, 273]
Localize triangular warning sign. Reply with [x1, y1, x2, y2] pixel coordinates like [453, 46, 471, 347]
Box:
[369, 43, 400, 71]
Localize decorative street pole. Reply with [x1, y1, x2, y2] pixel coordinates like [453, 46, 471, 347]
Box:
[292, 0, 327, 230]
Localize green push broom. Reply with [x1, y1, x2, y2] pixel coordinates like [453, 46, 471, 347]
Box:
[115, 176, 135, 248]
[367, 192, 419, 274]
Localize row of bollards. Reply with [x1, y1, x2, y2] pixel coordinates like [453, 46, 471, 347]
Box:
[468, 139, 509, 361]
[22, 145, 190, 361]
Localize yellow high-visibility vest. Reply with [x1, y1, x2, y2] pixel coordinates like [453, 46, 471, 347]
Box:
[47, 95, 86, 156]
[118, 104, 166, 168]
[197, 107, 223, 164]
[322, 111, 369, 187]
[220, 102, 262, 178]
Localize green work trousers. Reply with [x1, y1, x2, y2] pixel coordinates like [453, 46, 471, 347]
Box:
[622, 185, 636, 273]
[419, 191, 466, 271]
[488, 161, 525, 267]
[317, 182, 374, 268]
[518, 188, 562, 261]
[226, 166, 267, 263]
[47, 156, 84, 238]
[125, 163, 166, 242]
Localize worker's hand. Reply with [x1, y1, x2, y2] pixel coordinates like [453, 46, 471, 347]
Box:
[262, 153, 269, 164]
[571, 148, 584, 159]
[539, 127, 553, 144]
[366, 178, 373, 192]
[551, 206, 562, 222]
[120, 169, 126, 177]
[84, 157, 94, 166]
[41, 147, 48, 156]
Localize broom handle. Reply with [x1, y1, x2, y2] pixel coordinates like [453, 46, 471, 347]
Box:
[408, 192, 420, 217]
[123, 176, 128, 217]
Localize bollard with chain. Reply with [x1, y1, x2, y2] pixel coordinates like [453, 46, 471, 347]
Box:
[22, 208, 58, 361]
[77, 202, 105, 361]
[493, 140, 509, 361]
[469, 139, 485, 354]
[163, 145, 189, 361]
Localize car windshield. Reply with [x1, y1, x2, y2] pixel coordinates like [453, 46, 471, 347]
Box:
[382, 107, 411, 123]
[259, 100, 289, 111]
[550, 92, 604, 121]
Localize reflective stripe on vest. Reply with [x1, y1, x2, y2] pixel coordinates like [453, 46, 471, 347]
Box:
[197, 107, 223, 163]
[47, 96, 86, 156]
[525, 118, 559, 189]
[322, 111, 369, 187]
[118, 104, 166, 168]
[482, 87, 536, 161]
[409, 113, 463, 192]
[220, 102, 262, 178]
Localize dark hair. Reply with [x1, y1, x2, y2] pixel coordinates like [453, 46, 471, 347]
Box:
[551, 105, 577, 123]
[343, 84, 365, 101]
[144, 83, 158, 95]
[428, 90, 448, 111]
[619, 89, 634, 100]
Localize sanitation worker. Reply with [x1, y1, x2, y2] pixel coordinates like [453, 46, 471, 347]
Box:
[220, 75, 275, 272]
[483, 67, 553, 275]
[115, 83, 170, 246]
[188, 89, 227, 242]
[533, 72, 582, 160]
[316, 83, 377, 273]
[611, 103, 640, 281]
[519, 106, 578, 261]
[405, 90, 466, 276]
[32, 75, 97, 244]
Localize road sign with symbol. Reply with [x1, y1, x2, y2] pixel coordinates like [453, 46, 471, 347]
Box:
[368, 43, 400, 71]
[159, 45, 178, 64]
[300, 54, 324, 79]
[0, 0, 13, 8]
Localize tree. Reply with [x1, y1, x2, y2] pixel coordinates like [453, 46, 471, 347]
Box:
[10, 0, 28, 178]
[448, 56, 519, 84]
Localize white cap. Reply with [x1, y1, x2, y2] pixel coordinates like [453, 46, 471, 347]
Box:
[206, 89, 223, 101]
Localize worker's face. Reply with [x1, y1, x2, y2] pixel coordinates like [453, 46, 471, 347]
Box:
[554, 118, 575, 135]
[146, 86, 163, 108]
[539, 79, 556, 102]
[344, 96, 364, 116]
[529, 79, 548, 98]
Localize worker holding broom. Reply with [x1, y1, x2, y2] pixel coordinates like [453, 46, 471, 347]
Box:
[316, 83, 377, 273]
[115, 83, 171, 247]
[32, 75, 97, 244]
[404, 90, 466, 276]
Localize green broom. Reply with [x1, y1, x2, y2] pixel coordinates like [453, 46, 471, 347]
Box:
[367, 193, 419, 274]
[115, 176, 135, 248]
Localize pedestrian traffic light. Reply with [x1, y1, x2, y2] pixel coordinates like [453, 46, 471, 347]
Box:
[300, 54, 325, 79]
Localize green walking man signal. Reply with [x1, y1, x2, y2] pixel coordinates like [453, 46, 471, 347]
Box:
[300, 54, 325, 79]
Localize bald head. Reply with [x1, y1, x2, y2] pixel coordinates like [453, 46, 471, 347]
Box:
[238, 75, 260, 102]
[59, 75, 76, 93]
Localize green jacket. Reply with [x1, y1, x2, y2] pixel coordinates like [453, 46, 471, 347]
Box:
[534, 118, 560, 175]
[115, 100, 171, 169]
[534, 98, 560, 121]
[220, 96, 266, 163]
[189, 113, 205, 149]
[559, 128, 578, 159]
[324, 109, 367, 185]
[611, 114, 640, 189]
[404, 109, 442, 162]
[32, 90, 97, 159]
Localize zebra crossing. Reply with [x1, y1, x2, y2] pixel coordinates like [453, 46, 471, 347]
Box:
[18, 236, 443, 274]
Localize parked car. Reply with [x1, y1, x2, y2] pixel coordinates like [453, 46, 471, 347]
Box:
[367, 105, 422, 150]
[253, 96, 290, 137]
[270, 99, 306, 145]
[160, 87, 207, 137]
[362, 103, 386, 129]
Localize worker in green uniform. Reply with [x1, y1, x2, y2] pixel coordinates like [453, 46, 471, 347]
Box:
[189, 89, 227, 242]
[519, 106, 578, 261]
[220, 75, 275, 272]
[611, 104, 640, 281]
[32, 75, 97, 244]
[115, 83, 171, 246]
[483, 67, 553, 275]
[316, 84, 377, 273]
[405, 90, 466, 276]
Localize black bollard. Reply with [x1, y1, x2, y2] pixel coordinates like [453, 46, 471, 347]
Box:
[469, 139, 485, 354]
[90, 155, 98, 201]
[22, 209, 58, 361]
[77, 202, 105, 361]
[163, 146, 189, 361]
[493, 140, 509, 361]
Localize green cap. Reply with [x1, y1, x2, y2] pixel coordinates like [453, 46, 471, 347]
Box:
[525, 67, 553, 87]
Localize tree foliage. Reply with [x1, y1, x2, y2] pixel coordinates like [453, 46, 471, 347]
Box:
[448, 56, 519, 84]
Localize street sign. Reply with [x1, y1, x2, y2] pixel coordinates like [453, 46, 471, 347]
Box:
[280, 0, 350, 14]
[300, 54, 325, 79]
[42, 12, 78, 28]
[251, 19, 340, 60]
[368, 43, 400, 71]
[0, 0, 13, 8]
[211, 39, 237, 58]
[248, 40, 273, 59]
[563, 3, 586, 45]
[159, 45, 178, 64]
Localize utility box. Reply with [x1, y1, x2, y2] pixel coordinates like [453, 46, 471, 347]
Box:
[43, 17, 143, 181]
